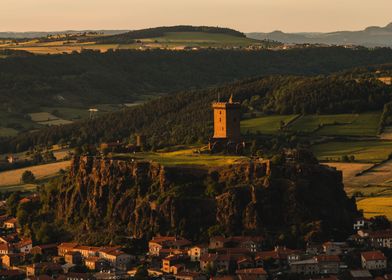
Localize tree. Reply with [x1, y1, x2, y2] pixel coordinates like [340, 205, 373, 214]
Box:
[21, 170, 35, 184]
[6, 192, 21, 216]
[134, 265, 149, 280]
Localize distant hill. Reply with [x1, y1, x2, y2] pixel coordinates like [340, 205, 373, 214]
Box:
[0, 30, 129, 39]
[248, 22, 392, 47]
[94, 25, 247, 44]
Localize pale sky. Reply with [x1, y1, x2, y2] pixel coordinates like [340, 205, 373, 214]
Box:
[1, 0, 391, 33]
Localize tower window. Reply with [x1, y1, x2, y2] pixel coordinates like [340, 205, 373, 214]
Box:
[233, 118, 236, 122]
[219, 118, 221, 122]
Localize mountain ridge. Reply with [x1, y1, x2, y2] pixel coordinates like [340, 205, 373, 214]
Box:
[248, 22, 392, 47]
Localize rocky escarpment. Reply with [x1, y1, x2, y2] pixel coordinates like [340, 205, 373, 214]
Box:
[49, 153, 357, 244]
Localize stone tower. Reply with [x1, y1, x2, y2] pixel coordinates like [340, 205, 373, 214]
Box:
[212, 94, 241, 143]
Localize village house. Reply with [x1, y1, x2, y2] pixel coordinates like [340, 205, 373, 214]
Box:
[73, 245, 100, 258]
[84, 256, 109, 271]
[200, 253, 232, 272]
[368, 229, 392, 249]
[1, 253, 25, 268]
[188, 245, 208, 262]
[58, 243, 79, 256]
[322, 241, 346, 255]
[255, 247, 296, 268]
[361, 251, 387, 271]
[65, 251, 83, 265]
[289, 258, 319, 275]
[149, 236, 191, 256]
[0, 233, 19, 244]
[162, 254, 188, 274]
[316, 255, 341, 274]
[31, 243, 58, 256]
[3, 218, 17, 229]
[236, 268, 268, 280]
[236, 256, 254, 269]
[349, 269, 373, 280]
[14, 238, 32, 254]
[26, 262, 63, 277]
[98, 247, 132, 270]
[209, 236, 264, 252]
[0, 242, 14, 255]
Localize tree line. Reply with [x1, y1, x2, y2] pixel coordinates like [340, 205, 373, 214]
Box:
[1, 72, 391, 153]
[3, 47, 392, 114]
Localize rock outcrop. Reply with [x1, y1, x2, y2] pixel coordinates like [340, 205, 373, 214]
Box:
[49, 153, 357, 244]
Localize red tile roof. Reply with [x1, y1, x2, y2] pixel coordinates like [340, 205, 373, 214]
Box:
[316, 255, 340, 262]
[236, 268, 267, 275]
[361, 250, 386, 261]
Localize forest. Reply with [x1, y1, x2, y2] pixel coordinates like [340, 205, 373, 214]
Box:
[1, 71, 391, 153]
[2, 47, 392, 114]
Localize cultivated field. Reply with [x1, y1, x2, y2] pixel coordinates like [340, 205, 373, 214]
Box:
[0, 160, 71, 187]
[241, 115, 299, 134]
[357, 197, 392, 220]
[29, 112, 58, 122]
[316, 112, 381, 137]
[289, 114, 358, 132]
[1, 32, 263, 55]
[0, 127, 19, 137]
[312, 140, 392, 163]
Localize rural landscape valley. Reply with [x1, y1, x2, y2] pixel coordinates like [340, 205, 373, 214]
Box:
[1, 1, 392, 279]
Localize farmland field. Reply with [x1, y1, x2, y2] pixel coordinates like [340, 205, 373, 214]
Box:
[357, 197, 392, 220]
[312, 141, 392, 163]
[148, 32, 259, 46]
[121, 148, 247, 167]
[289, 114, 358, 132]
[0, 127, 19, 137]
[316, 112, 381, 136]
[0, 160, 71, 187]
[29, 112, 58, 122]
[241, 115, 299, 134]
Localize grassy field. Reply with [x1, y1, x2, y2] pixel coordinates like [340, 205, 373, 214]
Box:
[147, 32, 259, 46]
[29, 112, 59, 122]
[2, 32, 262, 55]
[0, 127, 19, 137]
[357, 197, 392, 220]
[316, 112, 381, 137]
[241, 115, 299, 134]
[289, 114, 358, 132]
[312, 140, 392, 163]
[127, 148, 248, 167]
[0, 161, 71, 187]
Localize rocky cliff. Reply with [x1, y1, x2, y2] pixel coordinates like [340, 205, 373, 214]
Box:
[49, 153, 357, 244]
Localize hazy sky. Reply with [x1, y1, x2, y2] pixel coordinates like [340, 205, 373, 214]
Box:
[1, 0, 391, 33]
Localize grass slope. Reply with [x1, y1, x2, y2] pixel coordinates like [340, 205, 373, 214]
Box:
[317, 112, 382, 136]
[289, 114, 358, 132]
[312, 140, 392, 163]
[241, 115, 299, 134]
[0, 160, 70, 187]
